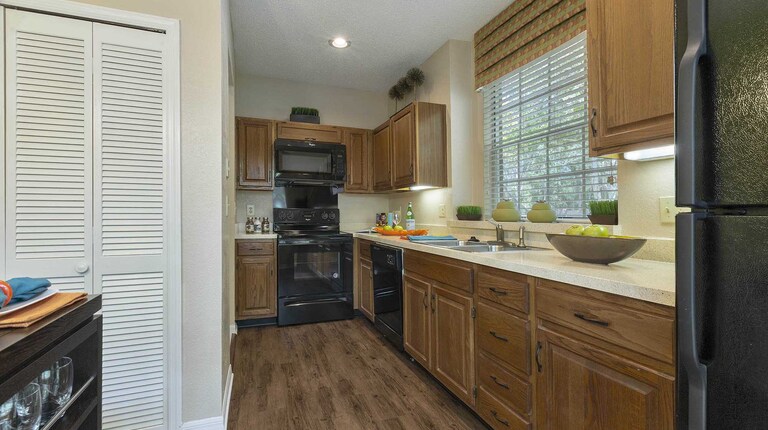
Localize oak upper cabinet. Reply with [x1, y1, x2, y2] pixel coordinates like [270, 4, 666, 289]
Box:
[534, 280, 675, 430]
[403, 275, 431, 369]
[390, 102, 447, 189]
[237, 117, 275, 190]
[372, 121, 393, 191]
[343, 127, 372, 192]
[276, 121, 342, 143]
[431, 283, 475, 406]
[236, 240, 277, 319]
[586, 0, 675, 156]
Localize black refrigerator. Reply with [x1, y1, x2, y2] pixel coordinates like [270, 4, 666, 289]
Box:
[676, 0, 768, 429]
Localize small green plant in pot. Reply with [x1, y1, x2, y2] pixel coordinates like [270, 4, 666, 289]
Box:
[456, 205, 483, 221]
[290, 107, 320, 124]
[588, 200, 618, 225]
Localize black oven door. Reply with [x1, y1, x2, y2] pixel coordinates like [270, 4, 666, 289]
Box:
[274, 139, 346, 185]
[277, 236, 353, 325]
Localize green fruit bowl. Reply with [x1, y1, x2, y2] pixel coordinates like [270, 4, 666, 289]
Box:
[546, 234, 647, 265]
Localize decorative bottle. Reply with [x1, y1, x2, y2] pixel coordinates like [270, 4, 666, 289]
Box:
[405, 202, 416, 230]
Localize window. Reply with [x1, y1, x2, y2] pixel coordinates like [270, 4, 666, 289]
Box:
[483, 33, 617, 219]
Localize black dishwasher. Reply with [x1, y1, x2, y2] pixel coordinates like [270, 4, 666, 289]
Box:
[371, 244, 404, 350]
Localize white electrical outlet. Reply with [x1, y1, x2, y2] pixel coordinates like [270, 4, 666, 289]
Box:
[659, 196, 684, 223]
[246, 205, 255, 217]
[438, 204, 446, 218]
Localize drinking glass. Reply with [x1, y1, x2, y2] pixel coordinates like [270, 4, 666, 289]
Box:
[0, 395, 14, 430]
[392, 210, 401, 227]
[39, 357, 74, 419]
[14, 383, 41, 430]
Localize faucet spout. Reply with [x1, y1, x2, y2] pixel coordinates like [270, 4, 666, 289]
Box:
[487, 219, 505, 243]
[517, 226, 527, 248]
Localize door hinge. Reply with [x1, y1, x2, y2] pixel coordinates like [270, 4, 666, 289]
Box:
[471, 306, 476, 319]
[472, 386, 477, 399]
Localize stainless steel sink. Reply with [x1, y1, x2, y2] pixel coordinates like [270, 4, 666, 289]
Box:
[447, 243, 542, 253]
[414, 240, 484, 247]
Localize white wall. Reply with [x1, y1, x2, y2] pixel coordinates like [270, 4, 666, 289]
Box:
[73, 0, 225, 424]
[234, 74, 391, 228]
[617, 158, 676, 238]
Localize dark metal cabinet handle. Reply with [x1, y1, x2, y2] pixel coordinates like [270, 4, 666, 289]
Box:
[573, 312, 610, 327]
[248, 247, 263, 251]
[422, 295, 428, 309]
[489, 287, 508, 296]
[535, 341, 543, 373]
[490, 375, 509, 390]
[590, 108, 598, 137]
[489, 331, 509, 342]
[431, 293, 436, 313]
[491, 410, 509, 427]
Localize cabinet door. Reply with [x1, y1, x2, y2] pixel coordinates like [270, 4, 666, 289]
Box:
[536, 329, 674, 430]
[237, 117, 274, 190]
[343, 128, 371, 192]
[276, 121, 342, 143]
[431, 284, 475, 405]
[403, 275, 431, 368]
[372, 123, 392, 191]
[391, 105, 417, 188]
[236, 256, 276, 319]
[358, 257, 374, 321]
[586, 0, 674, 155]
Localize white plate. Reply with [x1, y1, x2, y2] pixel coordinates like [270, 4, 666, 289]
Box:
[0, 288, 59, 316]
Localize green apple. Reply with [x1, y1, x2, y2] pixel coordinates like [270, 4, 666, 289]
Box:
[393, 225, 404, 231]
[565, 225, 585, 236]
[383, 225, 394, 231]
[582, 224, 609, 237]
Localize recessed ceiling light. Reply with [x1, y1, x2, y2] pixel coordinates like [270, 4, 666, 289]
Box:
[329, 37, 350, 49]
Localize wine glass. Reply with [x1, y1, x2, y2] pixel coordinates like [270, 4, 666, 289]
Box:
[14, 383, 41, 430]
[0, 395, 14, 430]
[39, 357, 74, 420]
[392, 210, 401, 227]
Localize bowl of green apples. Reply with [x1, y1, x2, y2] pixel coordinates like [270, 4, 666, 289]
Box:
[546, 225, 646, 264]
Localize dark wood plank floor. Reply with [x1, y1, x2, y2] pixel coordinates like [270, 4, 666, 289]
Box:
[228, 318, 487, 430]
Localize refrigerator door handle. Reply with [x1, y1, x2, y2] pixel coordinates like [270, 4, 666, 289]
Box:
[678, 212, 707, 430]
[676, 0, 708, 207]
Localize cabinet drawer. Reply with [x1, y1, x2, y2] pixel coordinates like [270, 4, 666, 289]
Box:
[277, 122, 342, 143]
[358, 240, 372, 259]
[478, 352, 531, 417]
[477, 302, 530, 374]
[536, 280, 675, 364]
[237, 240, 274, 256]
[404, 250, 473, 293]
[477, 386, 531, 430]
[477, 267, 529, 314]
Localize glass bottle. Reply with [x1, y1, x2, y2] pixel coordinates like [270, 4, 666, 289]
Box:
[405, 201, 416, 230]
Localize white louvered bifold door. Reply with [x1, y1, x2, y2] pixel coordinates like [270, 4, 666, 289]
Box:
[93, 23, 170, 430]
[4, 10, 93, 292]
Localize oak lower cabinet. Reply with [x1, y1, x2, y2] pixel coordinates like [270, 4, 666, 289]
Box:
[358, 256, 374, 321]
[235, 240, 277, 319]
[237, 117, 275, 190]
[586, 0, 675, 156]
[534, 279, 675, 430]
[403, 251, 476, 406]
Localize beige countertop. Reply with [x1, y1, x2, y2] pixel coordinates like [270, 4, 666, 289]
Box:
[353, 233, 675, 307]
[235, 233, 277, 240]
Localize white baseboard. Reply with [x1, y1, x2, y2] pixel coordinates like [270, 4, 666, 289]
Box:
[181, 416, 224, 430]
[223, 364, 234, 428]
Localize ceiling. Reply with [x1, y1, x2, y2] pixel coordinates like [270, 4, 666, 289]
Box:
[229, 0, 511, 92]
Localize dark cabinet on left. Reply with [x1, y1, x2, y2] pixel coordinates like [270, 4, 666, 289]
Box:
[0, 295, 103, 430]
[237, 117, 275, 190]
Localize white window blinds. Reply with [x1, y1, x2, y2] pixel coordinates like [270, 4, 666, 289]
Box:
[483, 33, 617, 219]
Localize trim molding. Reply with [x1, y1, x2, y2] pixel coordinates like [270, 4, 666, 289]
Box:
[223, 365, 234, 428]
[181, 416, 224, 430]
[0, 2, 183, 429]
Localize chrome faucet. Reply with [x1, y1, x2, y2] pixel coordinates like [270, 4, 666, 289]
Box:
[488, 220, 505, 243]
[517, 226, 527, 248]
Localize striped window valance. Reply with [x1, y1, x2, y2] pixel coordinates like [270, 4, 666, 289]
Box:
[474, 0, 586, 90]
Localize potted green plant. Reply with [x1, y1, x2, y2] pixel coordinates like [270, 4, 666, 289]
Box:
[588, 200, 618, 225]
[456, 205, 483, 221]
[290, 107, 320, 124]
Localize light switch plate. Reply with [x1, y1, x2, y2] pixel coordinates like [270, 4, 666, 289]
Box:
[438, 204, 446, 218]
[246, 205, 255, 217]
[659, 196, 683, 223]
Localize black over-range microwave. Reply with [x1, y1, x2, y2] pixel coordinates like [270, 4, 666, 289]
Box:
[274, 139, 346, 186]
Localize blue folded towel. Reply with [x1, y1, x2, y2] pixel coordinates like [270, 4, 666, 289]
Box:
[408, 235, 457, 241]
[0, 277, 51, 308]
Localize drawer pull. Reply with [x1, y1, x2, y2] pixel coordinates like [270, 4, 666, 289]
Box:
[248, 247, 263, 251]
[491, 410, 510, 427]
[489, 331, 509, 342]
[488, 287, 508, 296]
[535, 341, 543, 373]
[574, 312, 611, 327]
[490, 375, 509, 390]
